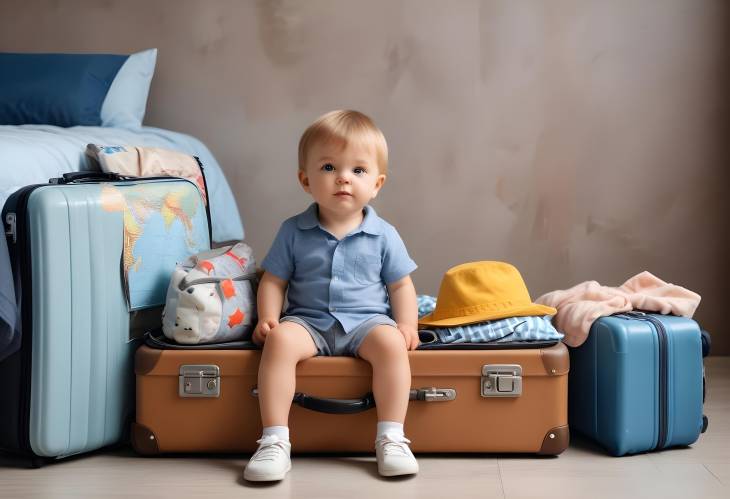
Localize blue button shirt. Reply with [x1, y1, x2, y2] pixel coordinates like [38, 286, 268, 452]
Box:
[261, 203, 417, 334]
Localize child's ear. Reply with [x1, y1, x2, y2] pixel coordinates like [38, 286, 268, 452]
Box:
[372, 174, 386, 198]
[298, 169, 311, 193]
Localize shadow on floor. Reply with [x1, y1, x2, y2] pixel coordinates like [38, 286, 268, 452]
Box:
[2, 433, 660, 472]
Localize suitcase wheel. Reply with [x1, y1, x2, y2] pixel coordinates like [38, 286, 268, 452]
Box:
[29, 456, 46, 469]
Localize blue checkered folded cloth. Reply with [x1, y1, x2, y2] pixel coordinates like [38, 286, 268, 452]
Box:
[417, 294, 437, 318]
[416, 294, 563, 344]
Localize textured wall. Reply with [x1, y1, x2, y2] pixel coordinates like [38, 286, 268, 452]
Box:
[1, 0, 728, 353]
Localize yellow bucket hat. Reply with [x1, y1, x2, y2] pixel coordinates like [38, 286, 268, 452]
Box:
[418, 261, 556, 327]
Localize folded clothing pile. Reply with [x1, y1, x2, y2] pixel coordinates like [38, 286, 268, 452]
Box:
[535, 271, 701, 347]
[417, 261, 562, 344]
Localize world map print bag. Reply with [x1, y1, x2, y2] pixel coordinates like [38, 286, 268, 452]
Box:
[162, 242, 258, 344]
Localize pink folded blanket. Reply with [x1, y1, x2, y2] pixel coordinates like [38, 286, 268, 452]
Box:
[535, 271, 701, 347]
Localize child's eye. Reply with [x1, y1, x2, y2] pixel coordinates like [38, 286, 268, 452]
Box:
[321, 163, 335, 172]
[353, 167, 366, 175]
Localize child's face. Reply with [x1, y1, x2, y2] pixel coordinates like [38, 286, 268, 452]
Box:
[298, 139, 386, 217]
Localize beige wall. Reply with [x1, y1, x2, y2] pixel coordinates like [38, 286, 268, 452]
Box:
[2, 0, 728, 353]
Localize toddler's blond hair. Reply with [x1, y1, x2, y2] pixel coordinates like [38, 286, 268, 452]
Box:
[298, 110, 388, 174]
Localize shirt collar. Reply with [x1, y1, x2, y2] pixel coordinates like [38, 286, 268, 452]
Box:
[296, 203, 384, 236]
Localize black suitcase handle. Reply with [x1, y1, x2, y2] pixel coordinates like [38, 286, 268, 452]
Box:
[50, 171, 180, 184]
[256, 387, 455, 414]
[50, 171, 127, 184]
[251, 386, 376, 414]
[292, 392, 376, 414]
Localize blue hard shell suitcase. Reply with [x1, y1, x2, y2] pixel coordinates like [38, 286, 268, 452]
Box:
[568, 312, 706, 456]
[0, 171, 210, 465]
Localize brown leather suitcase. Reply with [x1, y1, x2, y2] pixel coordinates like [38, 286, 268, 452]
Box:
[132, 340, 569, 455]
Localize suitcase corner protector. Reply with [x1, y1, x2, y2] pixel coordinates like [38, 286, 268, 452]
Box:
[538, 425, 569, 455]
[131, 422, 160, 455]
[541, 343, 570, 376]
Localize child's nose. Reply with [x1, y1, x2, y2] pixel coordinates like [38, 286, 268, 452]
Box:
[336, 174, 350, 184]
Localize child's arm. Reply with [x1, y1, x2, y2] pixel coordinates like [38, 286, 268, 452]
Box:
[387, 275, 420, 350]
[252, 271, 288, 345]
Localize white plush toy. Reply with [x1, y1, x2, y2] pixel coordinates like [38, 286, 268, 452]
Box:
[162, 242, 257, 344]
[163, 267, 223, 343]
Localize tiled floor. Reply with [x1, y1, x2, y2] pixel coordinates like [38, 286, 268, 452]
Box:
[1, 357, 728, 499]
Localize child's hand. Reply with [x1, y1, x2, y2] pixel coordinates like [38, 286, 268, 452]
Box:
[252, 318, 280, 345]
[398, 324, 420, 351]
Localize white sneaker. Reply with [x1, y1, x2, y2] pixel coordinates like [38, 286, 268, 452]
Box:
[243, 435, 292, 482]
[375, 433, 419, 477]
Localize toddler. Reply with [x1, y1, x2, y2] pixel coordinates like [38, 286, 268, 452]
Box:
[244, 110, 419, 481]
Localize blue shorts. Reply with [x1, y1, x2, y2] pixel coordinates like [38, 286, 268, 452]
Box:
[280, 314, 397, 357]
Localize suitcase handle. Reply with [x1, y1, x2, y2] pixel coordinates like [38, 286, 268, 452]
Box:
[50, 171, 127, 184]
[292, 392, 376, 414]
[253, 387, 456, 413]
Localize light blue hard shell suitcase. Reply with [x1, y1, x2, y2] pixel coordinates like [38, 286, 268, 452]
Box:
[568, 312, 706, 456]
[0, 171, 210, 465]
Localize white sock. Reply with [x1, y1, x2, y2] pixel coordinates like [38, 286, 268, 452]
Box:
[262, 425, 289, 442]
[377, 421, 405, 440]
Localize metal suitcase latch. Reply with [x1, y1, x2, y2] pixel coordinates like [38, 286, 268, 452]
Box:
[5, 213, 17, 243]
[410, 387, 457, 402]
[179, 365, 220, 398]
[481, 364, 522, 397]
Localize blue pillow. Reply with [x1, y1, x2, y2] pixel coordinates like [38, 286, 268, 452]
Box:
[0, 49, 156, 128]
[100, 49, 157, 128]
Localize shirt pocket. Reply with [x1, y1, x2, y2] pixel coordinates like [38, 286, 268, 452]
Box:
[353, 254, 382, 285]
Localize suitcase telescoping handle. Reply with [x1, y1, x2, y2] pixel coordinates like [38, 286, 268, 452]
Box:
[251, 387, 456, 414]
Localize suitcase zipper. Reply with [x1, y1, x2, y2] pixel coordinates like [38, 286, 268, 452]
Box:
[4, 184, 45, 457]
[643, 314, 669, 450]
[194, 158, 214, 244]
[619, 312, 669, 450]
[15, 187, 41, 457]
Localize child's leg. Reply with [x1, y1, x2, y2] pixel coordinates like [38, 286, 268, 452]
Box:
[257, 321, 318, 426]
[357, 324, 411, 422]
[245, 321, 317, 482]
[357, 324, 418, 476]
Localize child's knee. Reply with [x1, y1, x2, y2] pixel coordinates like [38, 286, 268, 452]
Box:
[362, 325, 408, 359]
[263, 323, 316, 359]
[263, 326, 294, 352]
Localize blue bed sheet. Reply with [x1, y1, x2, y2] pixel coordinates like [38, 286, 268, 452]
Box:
[0, 124, 244, 361]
